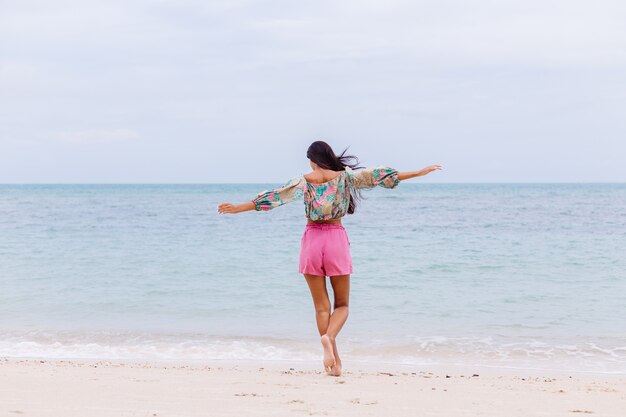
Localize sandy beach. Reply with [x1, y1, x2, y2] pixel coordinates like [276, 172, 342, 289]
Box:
[1, 358, 625, 417]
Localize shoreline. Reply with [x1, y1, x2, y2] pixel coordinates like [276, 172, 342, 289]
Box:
[3, 329, 625, 376]
[2, 357, 625, 417]
[4, 355, 626, 378]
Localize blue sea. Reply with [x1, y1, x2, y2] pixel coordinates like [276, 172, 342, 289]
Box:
[1, 183, 625, 373]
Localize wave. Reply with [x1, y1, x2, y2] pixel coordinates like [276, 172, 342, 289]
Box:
[1, 330, 625, 374]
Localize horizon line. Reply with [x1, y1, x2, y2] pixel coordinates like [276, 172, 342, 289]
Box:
[1, 182, 625, 185]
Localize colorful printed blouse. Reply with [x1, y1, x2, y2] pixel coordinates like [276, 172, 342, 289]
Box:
[251, 166, 400, 221]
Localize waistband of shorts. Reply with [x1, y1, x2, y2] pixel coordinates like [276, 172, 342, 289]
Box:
[305, 223, 345, 229]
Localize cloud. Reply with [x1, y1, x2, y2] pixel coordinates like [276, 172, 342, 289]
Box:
[0, 61, 37, 88]
[1, 0, 625, 181]
[54, 129, 141, 144]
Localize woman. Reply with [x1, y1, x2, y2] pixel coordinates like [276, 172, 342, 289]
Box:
[217, 141, 442, 376]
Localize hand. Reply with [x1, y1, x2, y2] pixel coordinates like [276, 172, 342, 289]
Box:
[217, 202, 238, 214]
[422, 165, 443, 175]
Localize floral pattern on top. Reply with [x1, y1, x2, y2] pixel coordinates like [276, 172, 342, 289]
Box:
[251, 166, 400, 221]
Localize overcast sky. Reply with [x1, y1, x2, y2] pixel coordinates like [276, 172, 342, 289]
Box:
[1, 0, 625, 183]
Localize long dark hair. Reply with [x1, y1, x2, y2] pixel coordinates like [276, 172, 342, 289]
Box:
[306, 140, 363, 214]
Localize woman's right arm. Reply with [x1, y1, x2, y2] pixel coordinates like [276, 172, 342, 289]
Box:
[397, 165, 442, 181]
[346, 165, 442, 190]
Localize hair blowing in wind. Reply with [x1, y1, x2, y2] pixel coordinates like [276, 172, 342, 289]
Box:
[306, 141, 364, 214]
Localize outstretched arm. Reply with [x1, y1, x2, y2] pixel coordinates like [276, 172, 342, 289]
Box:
[217, 176, 306, 215]
[397, 165, 442, 181]
[217, 201, 255, 214]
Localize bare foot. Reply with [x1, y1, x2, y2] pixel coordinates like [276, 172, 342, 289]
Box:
[328, 362, 342, 376]
[320, 334, 335, 371]
[328, 339, 342, 377]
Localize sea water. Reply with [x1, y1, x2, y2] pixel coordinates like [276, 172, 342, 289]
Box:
[1, 183, 625, 373]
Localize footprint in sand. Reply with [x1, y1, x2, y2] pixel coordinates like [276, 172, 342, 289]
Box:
[350, 398, 378, 406]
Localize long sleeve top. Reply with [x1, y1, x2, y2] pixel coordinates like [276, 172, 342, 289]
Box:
[251, 166, 400, 221]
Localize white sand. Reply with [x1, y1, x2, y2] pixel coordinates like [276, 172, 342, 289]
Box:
[1, 358, 625, 416]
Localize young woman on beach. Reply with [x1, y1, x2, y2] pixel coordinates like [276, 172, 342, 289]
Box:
[217, 141, 442, 376]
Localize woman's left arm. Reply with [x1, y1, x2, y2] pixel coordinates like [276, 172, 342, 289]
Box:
[397, 165, 442, 181]
[218, 176, 305, 215]
[217, 201, 255, 214]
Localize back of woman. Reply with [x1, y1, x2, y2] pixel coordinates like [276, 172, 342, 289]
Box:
[218, 140, 442, 376]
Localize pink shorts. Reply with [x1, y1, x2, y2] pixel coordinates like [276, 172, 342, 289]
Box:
[299, 224, 352, 277]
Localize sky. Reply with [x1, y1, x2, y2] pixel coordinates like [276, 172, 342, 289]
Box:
[1, 0, 625, 183]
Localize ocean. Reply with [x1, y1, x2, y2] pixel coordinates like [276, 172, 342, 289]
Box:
[1, 183, 625, 373]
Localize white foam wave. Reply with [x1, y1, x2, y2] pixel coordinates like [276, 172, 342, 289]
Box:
[1, 330, 625, 373]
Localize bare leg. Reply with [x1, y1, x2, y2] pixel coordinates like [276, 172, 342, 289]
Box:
[303, 274, 334, 371]
[327, 274, 350, 376]
[329, 337, 341, 377]
[327, 275, 350, 339]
